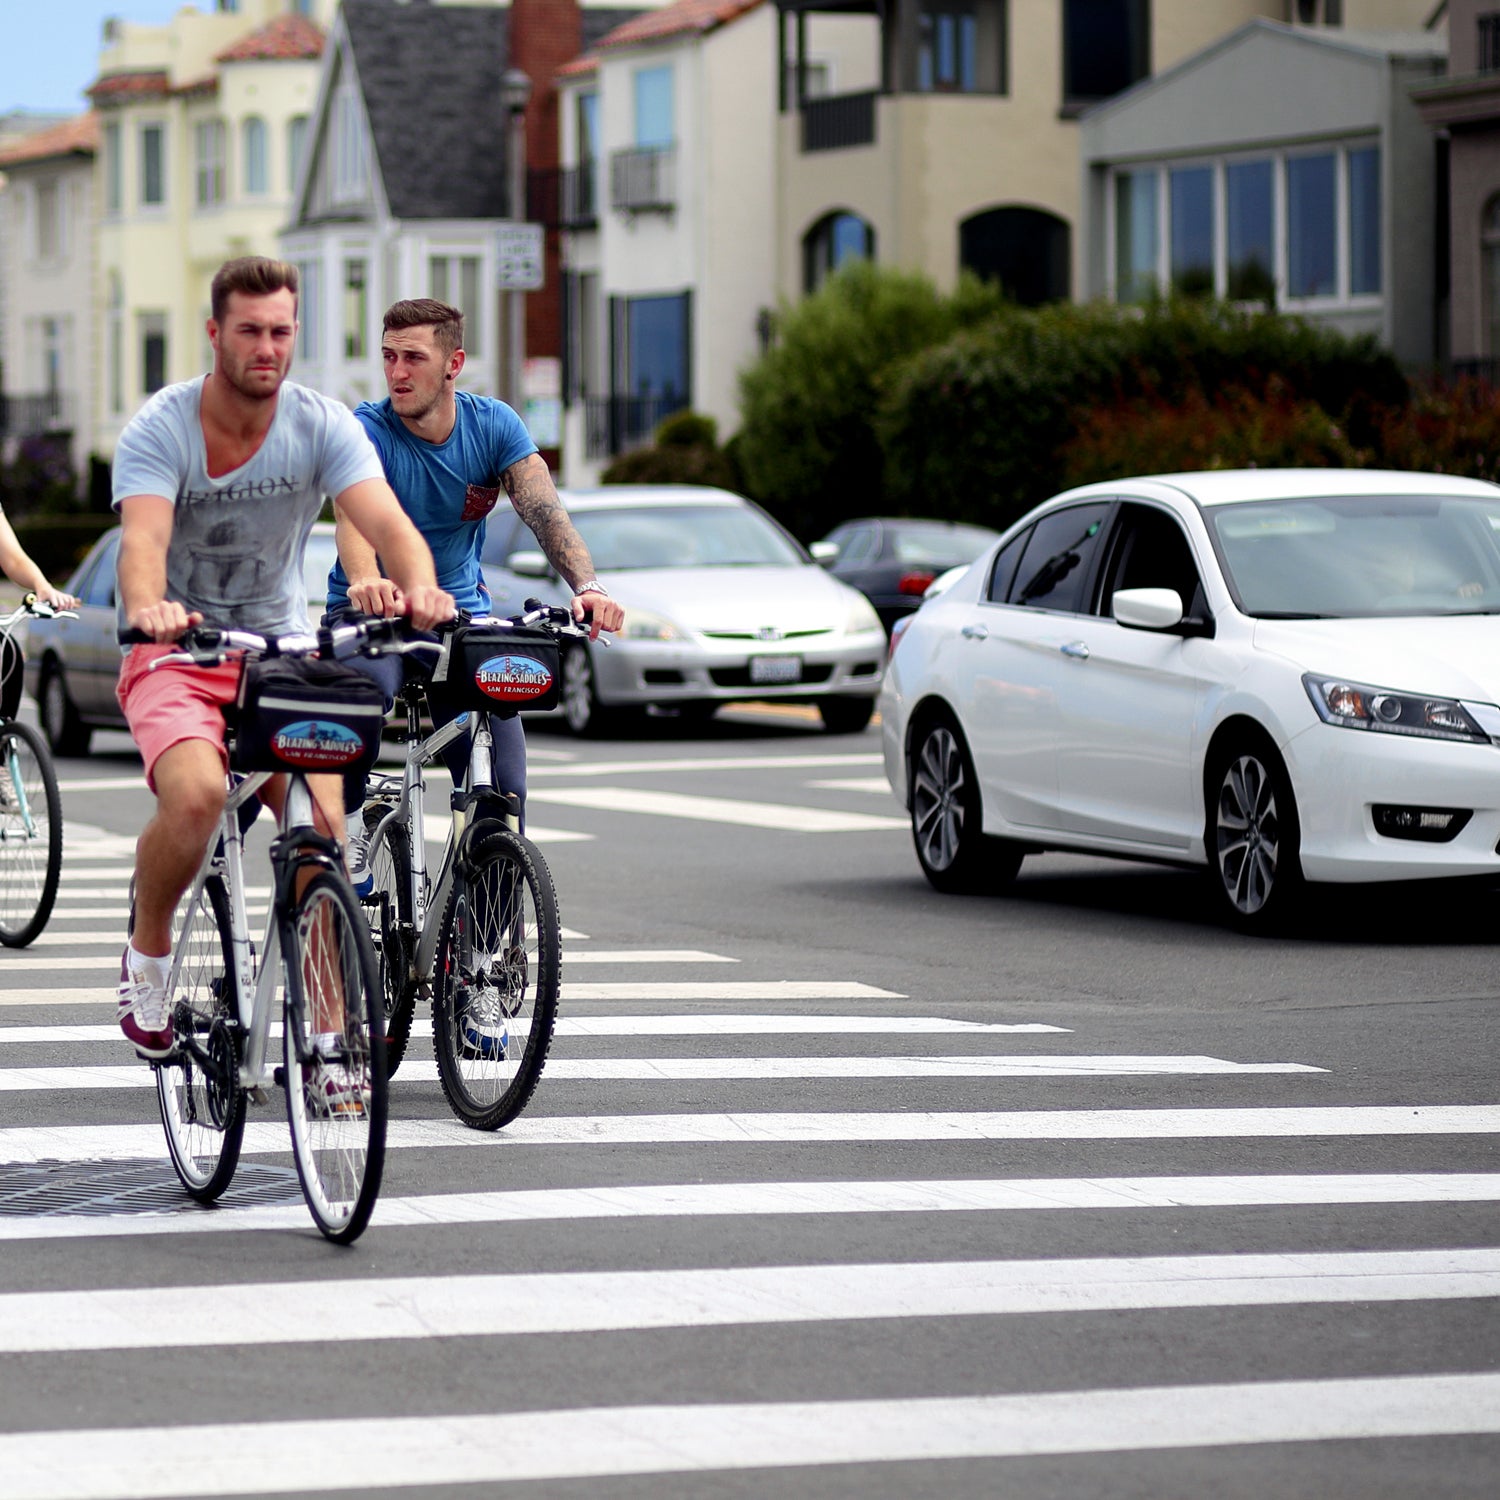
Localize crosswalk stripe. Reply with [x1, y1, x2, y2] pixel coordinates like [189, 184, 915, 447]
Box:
[0, 1055, 1325, 1092]
[529, 752, 883, 779]
[0, 981, 903, 1004]
[4, 1374, 1498, 1498]
[3, 1106, 1497, 1164]
[0, 1014, 1071, 1043]
[0, 948, 738, 971]
[2, 1173, 1496, 1243]
[528, 785, 908, 832]
[1, 1249, 1497, 1354]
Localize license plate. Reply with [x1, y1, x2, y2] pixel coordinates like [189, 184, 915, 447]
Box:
[750, 654, 801, 684]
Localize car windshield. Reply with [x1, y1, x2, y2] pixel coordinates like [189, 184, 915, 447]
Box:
[1209, 494, 1500, 618]
[889, 523, 996, 565]
[570, 504, 805, 571]
[303, 533, 338, 607]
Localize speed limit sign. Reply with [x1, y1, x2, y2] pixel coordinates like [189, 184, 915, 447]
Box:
[496, 224, 544, 290]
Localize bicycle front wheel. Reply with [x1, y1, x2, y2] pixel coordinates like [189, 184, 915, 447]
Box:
[157, 874, 245, 1201]
[282, 869, 387, 1244]
[433, 827, 560, 1131]
[0, 720, 62, 947]
[362, 805, 416, 1076]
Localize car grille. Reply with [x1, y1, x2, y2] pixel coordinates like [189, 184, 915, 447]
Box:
[700, 628, 832, 641]
[710, 663, 835, 688]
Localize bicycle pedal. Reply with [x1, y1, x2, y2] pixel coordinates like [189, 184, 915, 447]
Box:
[272, 1065, 287, 1089]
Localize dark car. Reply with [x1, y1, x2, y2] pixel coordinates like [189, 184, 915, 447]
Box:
[24, 522, 341, 755]
[813, 517, 1000, 633]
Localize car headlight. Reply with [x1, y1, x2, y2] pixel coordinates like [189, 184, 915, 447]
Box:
[1303, 674, 1491, 744]
[621, 607, 682, 643]
[845, 595, 882, 634]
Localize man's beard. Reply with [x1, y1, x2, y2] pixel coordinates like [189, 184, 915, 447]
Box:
[219, 351, 286, 401]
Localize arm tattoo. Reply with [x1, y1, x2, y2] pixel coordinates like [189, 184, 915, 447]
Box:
[503, 454, 596, 588]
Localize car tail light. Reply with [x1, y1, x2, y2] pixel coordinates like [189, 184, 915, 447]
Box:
[897, 571, 937, 596]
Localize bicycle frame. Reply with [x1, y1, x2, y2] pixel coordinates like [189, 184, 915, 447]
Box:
[168, 768, 345, 1097]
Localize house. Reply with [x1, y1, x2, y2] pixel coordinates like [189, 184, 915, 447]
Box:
[280, 0, 640, 458]
[0, 113, 99, 487]
[88, 0, 334, 459]
[1412, 0, 1500, 373]
[1077, 19, 1446, 367]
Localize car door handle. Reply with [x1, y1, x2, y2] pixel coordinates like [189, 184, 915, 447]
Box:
[960, 623, 989, 640]
[1060, 640, 1090, 660]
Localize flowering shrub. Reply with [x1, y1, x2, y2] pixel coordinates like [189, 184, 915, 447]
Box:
[1372, 377, 1500, 482]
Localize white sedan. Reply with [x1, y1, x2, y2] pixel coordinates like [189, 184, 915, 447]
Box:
[880, 468, 1500, 932]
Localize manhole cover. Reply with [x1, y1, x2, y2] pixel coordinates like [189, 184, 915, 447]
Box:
[0, 1160, 302, 1217]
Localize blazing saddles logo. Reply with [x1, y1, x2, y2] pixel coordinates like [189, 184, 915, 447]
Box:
[270, 719, 368, 768]
[474, 653, 554, 703]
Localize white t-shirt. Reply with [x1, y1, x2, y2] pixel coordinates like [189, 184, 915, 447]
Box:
[112, 375, 384, 636]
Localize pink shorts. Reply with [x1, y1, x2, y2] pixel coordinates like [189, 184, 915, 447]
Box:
[116, 645, 243, 793]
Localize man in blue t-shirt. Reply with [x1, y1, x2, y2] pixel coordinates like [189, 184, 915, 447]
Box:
[327, 298, 623, 888]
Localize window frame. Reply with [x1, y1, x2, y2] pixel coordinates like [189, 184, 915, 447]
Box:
[194, 117, 227, 209]
[139, 120, 166, 209]
[242, 116, 268, 196]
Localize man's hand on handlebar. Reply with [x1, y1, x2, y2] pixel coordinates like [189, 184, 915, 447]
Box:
[403, 584, 457, 632]
[127, 600, 204, 642]
[571, 591, 624, 642]
[347, 576, 403, 618]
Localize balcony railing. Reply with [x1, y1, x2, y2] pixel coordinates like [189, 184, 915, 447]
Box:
[609, 146, 676, 213]
[529, 165, 599, 230]
[584, 392, 689, 461]
[0, 391, 70, 438]
[801, 91, 878, 153]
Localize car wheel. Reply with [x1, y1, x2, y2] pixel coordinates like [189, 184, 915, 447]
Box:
[909, 717, 1024, 894]
[1208, 738, 1304, 934]
[39, 663, 91, 756]
[818, 696, 875, 734]
[559, 642, 633, 738]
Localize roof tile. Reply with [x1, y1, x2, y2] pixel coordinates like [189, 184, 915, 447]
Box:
[593, 0, 764, 53]
[216, 12, 326, 64]
[0, 111, 98, 168]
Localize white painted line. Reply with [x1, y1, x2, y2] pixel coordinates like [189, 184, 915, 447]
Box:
[5, 1374, 1500, 1499]
[2, 1173, 1496, 1244]
[6, 1106, 1497, 1166]
[528, 785, 908, 833]
[806, 777, 893, 793]
[0, 1015, 1069, 1044]
[54, 777, 155, 792]
[1, 1249, 1497, 1355]
[561, 950, 737, 964]
[0, 980, 904, 1008]
[0, 1054, 1325, 1092]
[529, 752, 883, 779]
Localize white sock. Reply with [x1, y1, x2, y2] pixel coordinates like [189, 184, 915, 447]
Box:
[124, 943, 170, 990]
[346, 810, 365, 840]
[314, 1031, 341, 1057]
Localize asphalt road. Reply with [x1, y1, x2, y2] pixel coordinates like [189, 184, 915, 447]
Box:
[0, 706, 1497, 1499]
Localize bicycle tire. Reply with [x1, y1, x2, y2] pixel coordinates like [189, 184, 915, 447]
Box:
[0, 720, 62, 947]
[363, 805, 417, 1076]
[432, 826, 560, 1131]
[156, 874, 246, 1202]
[282, 868, 387, 1244]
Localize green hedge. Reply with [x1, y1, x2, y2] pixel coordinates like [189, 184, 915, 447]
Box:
[11, 514, 116, 581]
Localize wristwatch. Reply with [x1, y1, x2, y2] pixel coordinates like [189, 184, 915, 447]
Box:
[574, 579, 609, 597]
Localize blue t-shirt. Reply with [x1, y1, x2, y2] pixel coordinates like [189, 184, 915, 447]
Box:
[327, 390, 537, 616]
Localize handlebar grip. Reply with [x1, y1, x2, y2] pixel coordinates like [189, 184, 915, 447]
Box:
[117, 627, 153, 645]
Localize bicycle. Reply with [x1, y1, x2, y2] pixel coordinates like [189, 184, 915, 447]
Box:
[122, 615, 400, 1242]
[0, 595, 73, 947]
[358, 603, 585, 1130]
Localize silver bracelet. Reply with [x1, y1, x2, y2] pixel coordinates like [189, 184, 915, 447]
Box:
[574, 579, 608, 597]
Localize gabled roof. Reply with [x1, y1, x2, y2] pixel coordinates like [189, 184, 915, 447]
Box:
[0, 112, 97, 168]
[217, 12, 325, 64]
[592, 0, 764, 53]
[87, 71, 171, 105]
[341, 0, 513, 220]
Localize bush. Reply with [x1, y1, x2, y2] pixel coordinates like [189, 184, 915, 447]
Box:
[0, 434, 78, 519]
[600, 409, 741, 490]
[1372, 376, 1500, 483]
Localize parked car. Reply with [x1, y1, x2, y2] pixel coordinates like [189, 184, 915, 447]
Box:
[881, 468, 1500, 932]
[481, 485, 886, 735]
[813, 517, 1000, 633]
[25, 521, 340, 755]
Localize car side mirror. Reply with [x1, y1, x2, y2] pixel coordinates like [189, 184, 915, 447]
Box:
[506, 549, 552, 579]
[1112, 586, 1214, 638]
[810, 541, 838, 567]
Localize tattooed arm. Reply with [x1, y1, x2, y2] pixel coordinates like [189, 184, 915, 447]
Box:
[502, 453, 624, 638]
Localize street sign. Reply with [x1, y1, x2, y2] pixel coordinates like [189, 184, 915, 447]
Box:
[495, 224, 544, 290]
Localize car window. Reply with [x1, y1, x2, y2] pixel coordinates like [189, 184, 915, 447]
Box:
[75, 532, 120, 608]
[570, 504, 804, 570]
[1009, 503, 1112, 613]
[835, 526, 876, 567]
[480, 510, 527, 566]
[889, 523, 997, 566]
[302, 533, 338, 608]
[985, 530, 1027, 603]
[1098, 504, 1206, 618]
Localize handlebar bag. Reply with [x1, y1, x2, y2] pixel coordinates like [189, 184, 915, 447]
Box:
[440, 623, 561, 715]
[230, 656, 386, 776]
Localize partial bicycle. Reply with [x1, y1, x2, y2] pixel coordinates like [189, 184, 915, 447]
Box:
[356, 604, 580, 1130]
[0, 594, 73, 946]
[126, 616, 398, 1242]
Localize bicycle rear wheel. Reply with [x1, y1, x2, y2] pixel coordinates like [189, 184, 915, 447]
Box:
[433, 826, 560, 1131]
[0, 720, 62, 947]
[362, 804, 416, 1076]
[282, 868, 387, 1244]
[157, 874, 245, 1201]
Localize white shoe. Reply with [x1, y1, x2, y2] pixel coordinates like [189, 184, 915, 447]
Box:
[117, 951, 173, 1060]
[345, 811, 373, 898]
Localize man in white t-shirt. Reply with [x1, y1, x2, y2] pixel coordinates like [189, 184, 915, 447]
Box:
[112, 255, 454, 1061]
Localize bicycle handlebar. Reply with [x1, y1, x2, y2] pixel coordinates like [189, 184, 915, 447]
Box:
[1, 593, 79, 628]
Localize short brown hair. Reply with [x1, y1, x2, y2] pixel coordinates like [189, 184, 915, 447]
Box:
[383, 298, 464, 358]
[211, 256, 299, 324]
